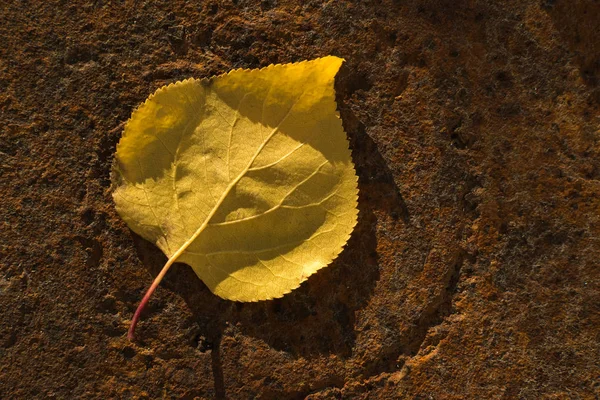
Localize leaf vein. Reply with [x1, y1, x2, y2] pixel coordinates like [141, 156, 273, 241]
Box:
[216, 163, 333, 227]
[256, 258, 295, 280]
[187, 238, 305, 257]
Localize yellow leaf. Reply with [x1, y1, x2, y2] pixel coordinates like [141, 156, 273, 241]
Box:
[112, 56, 358, 338]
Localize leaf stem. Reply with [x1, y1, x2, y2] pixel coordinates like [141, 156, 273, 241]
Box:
[128, 256, 177, 341]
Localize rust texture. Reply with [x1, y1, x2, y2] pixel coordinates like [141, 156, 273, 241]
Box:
[1, 1, 598, 398]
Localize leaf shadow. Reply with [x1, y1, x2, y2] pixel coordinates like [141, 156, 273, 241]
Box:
[130, 66, 409, 361]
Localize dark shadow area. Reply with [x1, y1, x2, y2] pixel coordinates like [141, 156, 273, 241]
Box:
[209, 332, 226, 400]
[335, 64, 411, 226]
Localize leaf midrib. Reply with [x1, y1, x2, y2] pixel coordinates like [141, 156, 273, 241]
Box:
[165, 88, 307, 262]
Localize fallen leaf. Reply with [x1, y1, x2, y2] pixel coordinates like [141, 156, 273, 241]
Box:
[112, 56, 358, 339]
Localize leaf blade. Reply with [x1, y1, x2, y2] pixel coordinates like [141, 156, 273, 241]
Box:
[113, 55, 358, 302]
